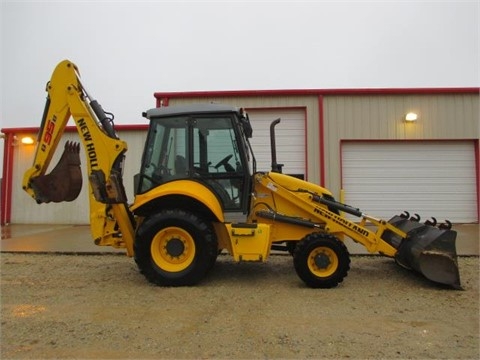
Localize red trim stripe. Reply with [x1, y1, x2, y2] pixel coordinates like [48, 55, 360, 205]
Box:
[155, 87, 479, 100]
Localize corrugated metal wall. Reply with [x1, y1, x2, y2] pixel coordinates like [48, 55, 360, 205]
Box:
[167, 93, 479, 200]
[323, 94, 479, 198]
[6, 91, 479, 224]
[13, 129, 147, 224]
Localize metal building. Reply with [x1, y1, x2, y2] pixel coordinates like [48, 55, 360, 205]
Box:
[1, 88, 479, 228]
[155, 88, 479, 224]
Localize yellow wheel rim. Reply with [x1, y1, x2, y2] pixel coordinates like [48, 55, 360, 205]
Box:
[151, 227, 195, 272]
[308, 246, 339, 278]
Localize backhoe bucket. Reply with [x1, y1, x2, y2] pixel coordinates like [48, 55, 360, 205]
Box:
[30, 141, 82, 203]
[382, 214, 461, 289]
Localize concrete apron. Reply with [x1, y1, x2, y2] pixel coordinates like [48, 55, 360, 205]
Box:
[1, 223, 478, 256]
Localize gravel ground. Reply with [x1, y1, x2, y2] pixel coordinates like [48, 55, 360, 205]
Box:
[1, 253, 478, 359]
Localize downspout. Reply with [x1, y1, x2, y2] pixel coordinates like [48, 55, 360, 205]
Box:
[475, 139, 479, 222]
[318, 95, 326, 187]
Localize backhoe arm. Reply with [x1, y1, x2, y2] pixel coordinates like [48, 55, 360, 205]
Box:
[22, 60, 135, 255]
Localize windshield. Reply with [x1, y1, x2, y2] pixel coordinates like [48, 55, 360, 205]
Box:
[136, 113, 252, 211]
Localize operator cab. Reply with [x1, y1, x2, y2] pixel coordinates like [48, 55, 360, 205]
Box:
[136, 104, 254, 212]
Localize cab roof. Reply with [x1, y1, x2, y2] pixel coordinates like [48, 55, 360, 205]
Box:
[143, 103, 240, 119]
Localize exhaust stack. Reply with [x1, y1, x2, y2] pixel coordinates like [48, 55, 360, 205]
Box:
[270, 118, 283, 173]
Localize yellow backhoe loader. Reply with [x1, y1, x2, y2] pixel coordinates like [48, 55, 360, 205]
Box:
[23, 60, 461, 289]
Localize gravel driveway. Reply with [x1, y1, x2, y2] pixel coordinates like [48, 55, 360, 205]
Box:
[1, 253, 478, 359]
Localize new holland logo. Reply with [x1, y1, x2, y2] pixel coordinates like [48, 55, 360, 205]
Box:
[77, 118, 99, 170]
[314, 206, 370, 237]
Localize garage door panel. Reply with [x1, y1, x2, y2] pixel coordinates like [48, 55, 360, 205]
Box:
[343, 180, 470, 190]
[344, 161, 473, 172]
[345, 197, 475, 221]
[248, 109, 305, 175]
[342, 141, 477, 223]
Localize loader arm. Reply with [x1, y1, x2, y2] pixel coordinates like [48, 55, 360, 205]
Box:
[251, 170, 461, 288]
[22, 60, 135, 255]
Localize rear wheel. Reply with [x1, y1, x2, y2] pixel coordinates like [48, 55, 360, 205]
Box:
[293, 233, 350, 288]
[134, 209, 218, 286]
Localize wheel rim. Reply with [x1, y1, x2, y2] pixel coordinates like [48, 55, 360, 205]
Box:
[151, 227, 195, 272]
[308, 246, 339, 277]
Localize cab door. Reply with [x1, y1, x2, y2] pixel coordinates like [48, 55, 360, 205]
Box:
[190, 115, 249, 212]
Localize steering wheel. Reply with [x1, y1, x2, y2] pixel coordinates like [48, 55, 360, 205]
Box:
[150, 163, 169, 176]
[142, 174, 161, 186]
[214, 154, 233, 169]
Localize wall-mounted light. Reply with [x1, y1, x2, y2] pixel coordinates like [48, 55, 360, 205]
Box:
[21, 136, 35, 145]
[404, 112, 418, 122]
[11, 135, 35, 146]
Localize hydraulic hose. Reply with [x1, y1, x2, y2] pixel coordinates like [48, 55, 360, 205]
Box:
[311, 195, 363, 217]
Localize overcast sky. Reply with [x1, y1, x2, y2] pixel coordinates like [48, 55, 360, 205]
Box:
[0, 0, 479, 173]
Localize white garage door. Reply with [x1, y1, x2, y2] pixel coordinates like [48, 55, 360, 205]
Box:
[342, 141, 477, 223]
[248, 109, 305, 177]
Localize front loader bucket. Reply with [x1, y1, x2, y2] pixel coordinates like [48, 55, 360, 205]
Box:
[30, 141, 82, 203]
[382, 214, 461, 289]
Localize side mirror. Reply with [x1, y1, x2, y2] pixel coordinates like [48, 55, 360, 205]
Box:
[239, 109, 253, 138]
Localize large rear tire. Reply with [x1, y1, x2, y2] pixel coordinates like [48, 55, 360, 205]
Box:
[293, 233, 350, 288]
[134, 209, 218, 286]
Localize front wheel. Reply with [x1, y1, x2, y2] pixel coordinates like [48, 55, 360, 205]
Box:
[134, 209, 218, 286]
[293, 233, 350, 288]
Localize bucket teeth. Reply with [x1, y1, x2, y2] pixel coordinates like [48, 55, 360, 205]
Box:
[409, 213, 421, 222]
[439, 220, 452, 230]
[424, 217, 437, 227]
[400, 211, 410, 219]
